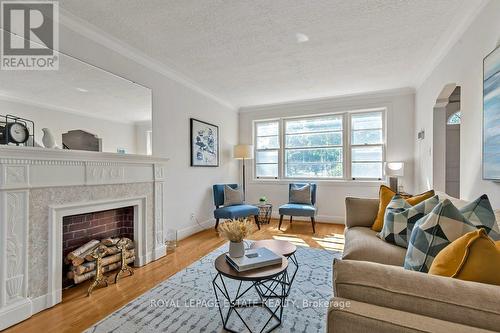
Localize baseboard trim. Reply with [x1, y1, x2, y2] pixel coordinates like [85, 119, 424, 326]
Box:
[177, 218, 214, 240]
[0, 299, 32, 331]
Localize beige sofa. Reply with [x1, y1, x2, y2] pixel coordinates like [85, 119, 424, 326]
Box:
[327, 194, 500, 333]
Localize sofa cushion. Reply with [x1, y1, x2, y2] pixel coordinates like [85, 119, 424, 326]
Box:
[214, 204, 259, 219]
[459, 194, 500, 240]
[343, 227, 406, 266]
[333, 259, 500, 332]
[429, 229, 500, 285]
[372, 185, 435, 232]
[279, 203, 316, 217]
[405, 199, 477, 273]
[379, 195, 440, 248]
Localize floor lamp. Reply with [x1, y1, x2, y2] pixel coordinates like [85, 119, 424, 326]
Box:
[234, 144, 254, 200]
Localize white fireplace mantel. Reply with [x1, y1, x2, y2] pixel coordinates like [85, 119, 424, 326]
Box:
[0, 146, 169, 330]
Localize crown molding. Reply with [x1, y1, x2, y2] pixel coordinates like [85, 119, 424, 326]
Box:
[238, 87, 415, 113]
[58, 8, 235, 111]
[413, 0, 490, 88]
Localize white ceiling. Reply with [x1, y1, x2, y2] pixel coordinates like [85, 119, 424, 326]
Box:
[59, 0, 481, 108]
[0, 32, 152, 123]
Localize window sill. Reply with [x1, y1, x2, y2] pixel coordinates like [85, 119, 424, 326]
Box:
[249, 178, 385, 187]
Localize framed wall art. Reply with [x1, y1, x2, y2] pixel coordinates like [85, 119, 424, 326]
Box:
[190, 118, 219, 167]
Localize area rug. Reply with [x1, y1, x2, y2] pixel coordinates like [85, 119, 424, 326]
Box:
[85, 243, 341, 333]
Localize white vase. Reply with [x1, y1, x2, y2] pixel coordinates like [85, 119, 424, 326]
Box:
[228, 241, 245, 258]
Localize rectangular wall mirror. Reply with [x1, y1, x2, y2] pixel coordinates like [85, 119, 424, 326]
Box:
[0, 30, 152, 155]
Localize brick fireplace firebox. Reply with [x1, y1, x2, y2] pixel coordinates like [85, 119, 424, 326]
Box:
[62, 207, 134, 258]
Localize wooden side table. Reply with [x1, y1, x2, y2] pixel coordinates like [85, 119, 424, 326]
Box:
[254, 203, 272, 224]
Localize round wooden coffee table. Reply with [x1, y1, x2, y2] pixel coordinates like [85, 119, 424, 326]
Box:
[212, 253, 289, 333]
[250, 239, 299, 297]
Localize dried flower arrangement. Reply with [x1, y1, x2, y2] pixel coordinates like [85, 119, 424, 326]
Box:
[218, 218, 254, 243]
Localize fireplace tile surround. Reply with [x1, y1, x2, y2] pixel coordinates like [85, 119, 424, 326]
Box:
[0, 146, 168, 330]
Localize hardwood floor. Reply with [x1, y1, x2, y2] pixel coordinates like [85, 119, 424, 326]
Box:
[5, 219, 344, 333]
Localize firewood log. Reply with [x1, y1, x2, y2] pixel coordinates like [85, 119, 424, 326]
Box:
[101, 237, 133, 246]
[72, 256, 135, 284]
[66, 240, 100, 264]
[83, 244, 109, 262]
[105, 243, 134, 256]
[72, 249, 135, 275]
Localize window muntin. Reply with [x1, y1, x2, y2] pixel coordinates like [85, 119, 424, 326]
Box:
[284, 115, 343, 178]
[253, 109, 385, 180]
[350, 111, 384, 179]
[255, 120, 280, 178]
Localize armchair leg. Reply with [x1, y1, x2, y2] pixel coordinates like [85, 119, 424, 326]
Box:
[254, 215, 261, 230]
[278, 215, 284, 230]
[215, 218, 220, 230]
[289, 216, 293, 225]
[311, 217, 316, 233]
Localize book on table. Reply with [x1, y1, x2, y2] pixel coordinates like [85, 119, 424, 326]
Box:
[225, 247, 283, 272]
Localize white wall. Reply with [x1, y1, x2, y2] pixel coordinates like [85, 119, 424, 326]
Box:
[57, 20, 238, 239]
[0, 99, 138, 153]
[239, 88, 415, 223]
[414, 0, 500, 208]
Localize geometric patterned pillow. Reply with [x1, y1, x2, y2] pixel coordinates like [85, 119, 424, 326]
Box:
[459, 194, 500, 240]
[404, 199, 477, 273]
[378, 195, 440, 248]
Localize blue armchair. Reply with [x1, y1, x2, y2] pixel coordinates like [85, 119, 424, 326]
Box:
[213, 184, 260, 230]
[278, 183, 317, 233]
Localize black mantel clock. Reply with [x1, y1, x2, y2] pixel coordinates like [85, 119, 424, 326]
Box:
[0, 114, 34, 146]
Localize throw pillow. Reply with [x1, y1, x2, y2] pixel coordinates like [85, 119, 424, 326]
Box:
[223, 185, 243, 206]
[429, 229, 500, 285]
[378, 194, 440, 248]
[459, 194, 500, 240]
[290, 184, 312, 204]
[404, 199, 477, 273]
[372, 185, 435, 232]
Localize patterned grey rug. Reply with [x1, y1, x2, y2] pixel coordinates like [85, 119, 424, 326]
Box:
[85, 243, 341, 333]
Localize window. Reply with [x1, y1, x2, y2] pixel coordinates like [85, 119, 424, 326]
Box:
[254, 109, 386, 181]
[255, 121, 280, 178]
[447, 111, 461, 125]
[284, 115, 343, 178]
[350, 111, 384, 179]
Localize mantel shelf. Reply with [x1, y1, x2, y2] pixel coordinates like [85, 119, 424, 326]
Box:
[0, 145, 169, 164]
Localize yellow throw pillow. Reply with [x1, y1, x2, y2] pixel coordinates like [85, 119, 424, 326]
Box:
[371, 186, 434, 232]
[429, 229, 500, 285]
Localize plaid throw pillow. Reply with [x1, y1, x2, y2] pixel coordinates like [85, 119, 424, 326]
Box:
[404, 199, 477, 273]
[378, 195, 440, 248]
[459, 194, 499, 240]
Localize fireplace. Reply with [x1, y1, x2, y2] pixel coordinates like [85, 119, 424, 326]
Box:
[62, 206, 135, 288]
[0, 146, 168, 330]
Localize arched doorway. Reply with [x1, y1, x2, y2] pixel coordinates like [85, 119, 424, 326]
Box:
[433, 85, 461, 197]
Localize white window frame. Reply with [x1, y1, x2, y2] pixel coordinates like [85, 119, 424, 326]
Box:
[253, 108, 386, 182]
[254, 119, 281, 179]
[348, 110, 386, 181]
[282, 114, 344, 179]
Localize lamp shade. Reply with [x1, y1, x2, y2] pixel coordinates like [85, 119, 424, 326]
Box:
[234, 144, 254, 159]
[385, 162, 405, 177]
